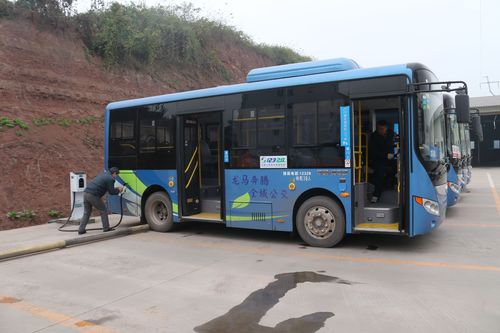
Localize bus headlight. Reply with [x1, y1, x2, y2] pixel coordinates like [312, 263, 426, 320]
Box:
[448, 182, 461, 194]
[415, 196, 440, 216]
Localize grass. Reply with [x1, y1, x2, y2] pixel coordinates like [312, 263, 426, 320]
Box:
[48, 209, 63, 218]
[6, 211, 19, 219]
[32, 116, 101, 127]
[32, 118, 57, 126]
[7, 209, 37, 220]
[2, 1, 310, 75]
[13, 118, 29, 129]
[57, 118, 72, 127]
[0, 116, 15, 128]
[1, 116, 29, 132]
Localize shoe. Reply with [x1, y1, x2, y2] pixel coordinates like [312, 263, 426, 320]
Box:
[78, 230, 86, 235]
[103, 228, 115, 232]
[371, 196, 379, 203]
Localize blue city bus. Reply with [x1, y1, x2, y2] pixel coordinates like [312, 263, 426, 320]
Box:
[459, 122, 472, 186]
[105, 58, 470, 247]
[443, 94, 463, 206]
[466, 109, 483, 185]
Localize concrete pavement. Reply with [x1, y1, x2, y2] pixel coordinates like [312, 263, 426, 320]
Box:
[1, 168, 500, 333]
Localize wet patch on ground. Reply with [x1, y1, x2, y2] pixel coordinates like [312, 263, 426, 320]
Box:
[75, 314, 118, 327]
[194, 271, 354, 333]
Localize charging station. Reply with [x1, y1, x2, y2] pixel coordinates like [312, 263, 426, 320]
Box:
[69, 172, 86, 222]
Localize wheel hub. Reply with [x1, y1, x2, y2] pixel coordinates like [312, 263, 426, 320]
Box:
[154, 202, 168, 221]
[304, 206, 335, 239]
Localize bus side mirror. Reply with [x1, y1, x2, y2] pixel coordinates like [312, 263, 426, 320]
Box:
[472, 115, 484, 142]
[455, 94, 470, 123]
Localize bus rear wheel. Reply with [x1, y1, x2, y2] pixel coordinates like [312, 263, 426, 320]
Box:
[295, 196, 345, 247]
[144, 192, 174, 232]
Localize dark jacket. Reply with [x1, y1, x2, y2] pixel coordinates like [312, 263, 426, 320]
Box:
[84, 171, 120, 197]
[369, 131, 394, 165]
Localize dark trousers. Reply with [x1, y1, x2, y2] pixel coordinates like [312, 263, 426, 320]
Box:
[372, 163, 388, 198]
[79, 192, 110, 232]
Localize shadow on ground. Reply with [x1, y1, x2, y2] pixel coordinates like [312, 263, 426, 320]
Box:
[172, 221, 436, 253]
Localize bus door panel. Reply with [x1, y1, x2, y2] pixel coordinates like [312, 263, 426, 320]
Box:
[352, 97, 407, 233]
[400, 96, 410, 233]
[181, 116, 201, 216]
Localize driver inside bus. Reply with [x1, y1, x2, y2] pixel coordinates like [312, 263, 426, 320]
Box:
[369, 120, 395, 203]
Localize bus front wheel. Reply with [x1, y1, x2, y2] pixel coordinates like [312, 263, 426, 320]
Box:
[144, 192, 174, 232]
[295, 196, 345, 247]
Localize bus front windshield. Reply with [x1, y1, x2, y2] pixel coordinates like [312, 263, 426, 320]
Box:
[458, 123, 468, 158]
[417, 92, 446, 167]
[446, 112, 461, 160]
[464, 124, 471, 157]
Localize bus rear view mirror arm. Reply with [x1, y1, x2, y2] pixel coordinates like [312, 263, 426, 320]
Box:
[408, 80, 470, 123]
[408, 80, 468, 95]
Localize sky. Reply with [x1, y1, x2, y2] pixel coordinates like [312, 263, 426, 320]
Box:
[77, 0, 500, 97]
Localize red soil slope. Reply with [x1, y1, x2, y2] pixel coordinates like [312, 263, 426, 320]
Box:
[0, 19, 274, 230]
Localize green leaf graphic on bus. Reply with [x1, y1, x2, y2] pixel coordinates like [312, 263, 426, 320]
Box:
[232, 192, 250, 209]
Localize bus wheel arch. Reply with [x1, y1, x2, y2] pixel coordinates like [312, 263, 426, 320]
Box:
[293, 189, 346, 248]
[141, 185, 174, 232]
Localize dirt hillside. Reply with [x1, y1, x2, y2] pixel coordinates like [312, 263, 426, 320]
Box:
[0, 19, 275, 230]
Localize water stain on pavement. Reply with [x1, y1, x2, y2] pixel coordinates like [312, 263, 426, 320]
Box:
[75, 315, 118, 327]
[194, 271, 353, 333]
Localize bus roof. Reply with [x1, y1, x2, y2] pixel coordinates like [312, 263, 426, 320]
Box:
[106, 60, 414, 111]
[246, 58, 360, 83]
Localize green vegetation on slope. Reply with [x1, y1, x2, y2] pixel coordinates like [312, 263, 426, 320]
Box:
[0, 0, 310, 74]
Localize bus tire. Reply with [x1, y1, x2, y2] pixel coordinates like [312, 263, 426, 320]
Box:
[295, 196, 345, 248]
[144, 192, 174, 232]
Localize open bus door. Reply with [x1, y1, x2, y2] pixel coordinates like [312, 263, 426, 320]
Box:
[352, 96, 407, 234]
[178, 112, 223, 220]
[180, 116, 201, 216]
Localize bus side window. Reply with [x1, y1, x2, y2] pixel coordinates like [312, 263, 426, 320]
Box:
[288, 84, 344, 168]
[230, 89, 285, 168]
[138, 103, 176, 170]
[317, 100, 342, 167]
[108, 108, 137, 169]
[257, 105, 285, 155]
[231, 107, 258, 168]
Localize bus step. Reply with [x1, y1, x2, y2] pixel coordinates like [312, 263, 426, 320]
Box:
[201, 199, 221, 214]
[354, 223, 400, 232]
[363, 206, 399, 225]
[181, 212, 222, 222]
[201, 186, 220, 198]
